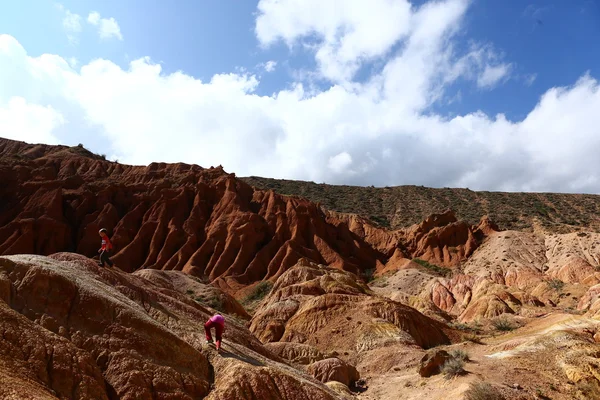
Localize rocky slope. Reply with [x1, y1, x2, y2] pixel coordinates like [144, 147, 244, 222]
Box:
[0, 139, 387, 293]
[242, 176, 600, 232]
[0, 138, 493, 296]
[0, 253, 343, 400]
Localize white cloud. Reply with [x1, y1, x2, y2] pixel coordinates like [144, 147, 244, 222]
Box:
[524, 73, 537, 86]
[2, 0, 600, 194]
[263, 60, 277, 73]
[0, 97, 63, 144]
[477, 63, 512, 89]
[61, 9, 82, 44]
[87, 11, 100, 25]
[87, 11, 123, 41]
[328, 152, 353, 174]
[256, 0, 414, 82]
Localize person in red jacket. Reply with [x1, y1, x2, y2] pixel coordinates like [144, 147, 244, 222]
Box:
[98, 228, 114, 267]
[205, 313, 225, 351]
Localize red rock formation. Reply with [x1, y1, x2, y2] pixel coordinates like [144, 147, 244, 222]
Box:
[0, 253, 342, 399]
[398, 210, 483, 267]
[0, 139, 387, 295]
[0, 139, 495, 294]
[249, 259, 450, 356]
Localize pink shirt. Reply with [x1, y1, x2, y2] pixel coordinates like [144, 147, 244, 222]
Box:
[210, 314, 225, 325]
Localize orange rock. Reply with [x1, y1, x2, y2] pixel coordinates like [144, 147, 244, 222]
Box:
[307, 358, 360, 386]
[0, 253, 340, 399]
[250, 259, 450, 358]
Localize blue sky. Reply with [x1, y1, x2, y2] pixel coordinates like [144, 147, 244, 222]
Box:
[1, 0, 600, 192]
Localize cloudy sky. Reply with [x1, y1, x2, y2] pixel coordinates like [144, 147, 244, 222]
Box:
[1, 0, 600, 192]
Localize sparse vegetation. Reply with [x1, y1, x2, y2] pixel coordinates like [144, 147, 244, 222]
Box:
[449, 349, 470, 362]
[413, 258, 450, 276]
[462, 333, 484, 345]
[442, 357, 466, 379]
[576, 379, 600, 399]
[369, 275, 388, 287]
[242, 281, 273, 304]
[192, 294, 226, 313]
[463, 381, 505, 400]
[362, 268, 376, 282]
[547, 279, 565, 291]
[206, 296, 224, 311]
[451, 322, 470, 331]
[241, 176, 600, 232]
[492, 317, 515, 332]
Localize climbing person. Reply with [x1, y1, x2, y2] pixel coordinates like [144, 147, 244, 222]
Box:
[205, 313, 225, 351]
[98, 228, 114, 268]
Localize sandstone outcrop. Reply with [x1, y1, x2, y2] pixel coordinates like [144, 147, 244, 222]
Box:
[0, 139, 501, 296]
[307, 358, 360, 387]
[0, 253, 342, 399]
[418, 349, 451, 377]
[249, 259, 450, 359]
[0, 139, 389, 295]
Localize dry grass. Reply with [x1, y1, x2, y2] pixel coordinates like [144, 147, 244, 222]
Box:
[576, 379, 600, 400]
[242, 281, 273, 313]
[442, 357, 466, 379]
[462, 333, 484, 344]
[463, 381, 505, 400]
[492, 317, 516, 332]
[449, 348, 470, 362]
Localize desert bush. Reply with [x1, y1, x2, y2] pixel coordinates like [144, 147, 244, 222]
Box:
[451, 322, 470, 331]
[242, 281, 273, 304]
[362, 268, 376, 282]
[462, 333, 484, 344]
[547, 279, 565, 291]
[464, 381, 505, 400]
[576, 379, 600, 399]
[369, 276, 388, 287]
[442, 357, 466, 379]
[412, 258, 450, 277]
[492, 317, 515, 332]
[449, 348, 470, 362]
[206, 296, 224, 312]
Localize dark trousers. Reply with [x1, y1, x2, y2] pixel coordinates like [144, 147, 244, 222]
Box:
[99, 251, 113, 267]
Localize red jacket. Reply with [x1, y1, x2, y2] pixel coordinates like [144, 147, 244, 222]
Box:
[100, 237, 113, 251]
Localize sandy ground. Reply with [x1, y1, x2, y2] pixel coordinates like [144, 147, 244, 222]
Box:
[356, 313, 600, 400]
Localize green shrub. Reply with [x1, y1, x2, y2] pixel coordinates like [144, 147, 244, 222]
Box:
[492, 317, 515, 332]
[464, 381, 505, 400]
[412, 258, 450, 276]
[462, 333, 484, 344]
[547, 279, 565, 291]
[442, 358, 466, 379]
[362, 268, 376, 282]
[207, 296, 224, 312]
[449, 349, 470, 362]
[243, 281, 273, 304]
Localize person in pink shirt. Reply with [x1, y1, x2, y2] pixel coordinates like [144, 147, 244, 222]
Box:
[205, 313, 225, 351]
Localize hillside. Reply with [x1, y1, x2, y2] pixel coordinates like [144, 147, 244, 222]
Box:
[0, 138, 492, 295]
[242, 176, 600, 231]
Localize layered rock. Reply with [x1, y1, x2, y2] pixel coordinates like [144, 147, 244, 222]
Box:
[0, 139, 388, 295]
[249, 259, 450, 356]
[307, 358, 360, 387]
[0, 254, 341, 399]
[0, 139, 502, 295]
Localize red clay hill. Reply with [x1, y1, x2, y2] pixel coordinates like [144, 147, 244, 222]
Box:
[0, 138, 495, 295]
